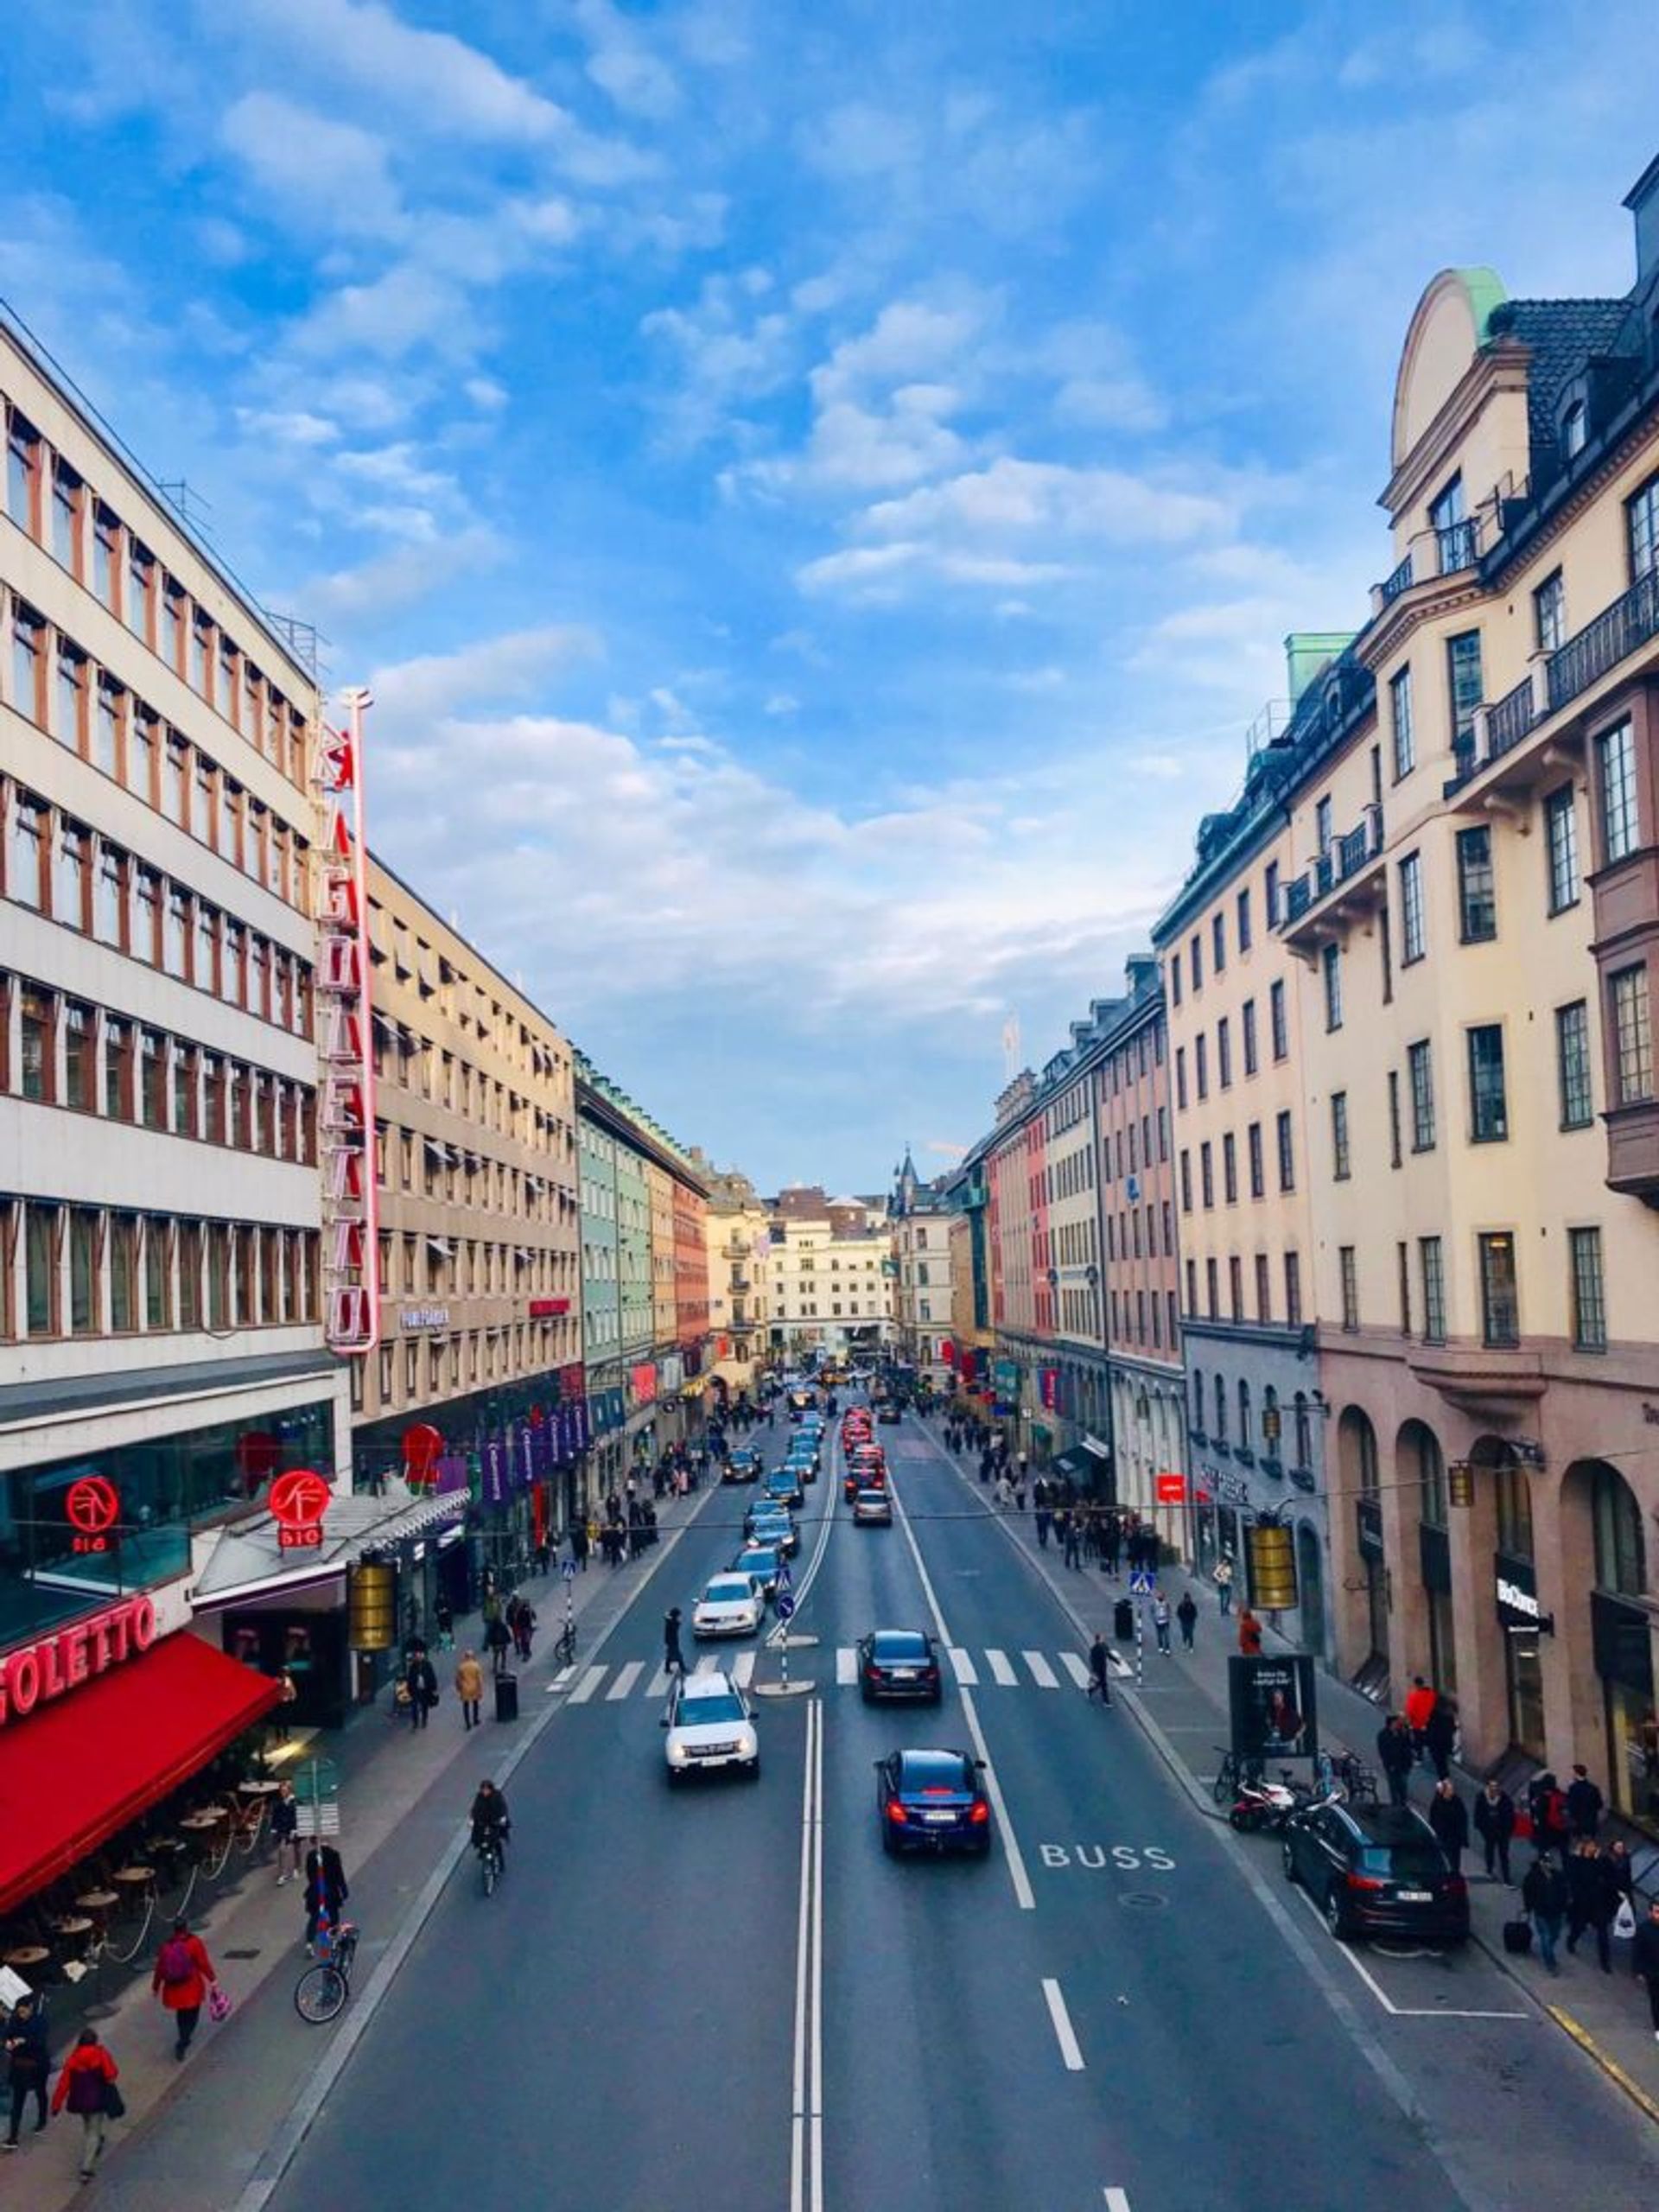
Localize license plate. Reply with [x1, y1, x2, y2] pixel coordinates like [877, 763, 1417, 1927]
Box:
[1395, 1889, 1432, 1903]
[922, 1810, 956, 1826]
[892, 1668, 918, 1681]
[693, 1743, 737, 1758]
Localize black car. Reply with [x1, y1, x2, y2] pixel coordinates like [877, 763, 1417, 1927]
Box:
[877, 1402, 902, 1425]
[858, 1629, 943, 1704]
[875, 1747, 990, 1855]
[1282, 1801, 1469, 1944]
[722, 1449, 761, 1485]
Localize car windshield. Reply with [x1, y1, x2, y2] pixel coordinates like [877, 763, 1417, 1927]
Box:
[703, 1579, 754, 1603]
[856, 1490, 887, 1503]
[873, 1633, 928, 1660]
[1360, 1846, 1447, 1881]
[901, 1754, 969, 1791]
[677, 1692, 745, 1726]
[735, 1551, 776, 1573]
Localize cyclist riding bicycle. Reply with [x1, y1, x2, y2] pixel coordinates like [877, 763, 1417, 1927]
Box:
[470, 1781, 511, 1869]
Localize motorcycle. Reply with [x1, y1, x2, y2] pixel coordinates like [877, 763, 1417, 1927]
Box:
[1230, 1770, 1345, 1834]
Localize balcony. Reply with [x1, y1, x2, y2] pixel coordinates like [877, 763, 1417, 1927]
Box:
[1605, 1096, 1659, 1206]
[1407, 1339, 1547, 1413]
[1278, 804, 1386, 952]
[1370, 518, 1482, 615]
[1259, 1455, 1283, 1482]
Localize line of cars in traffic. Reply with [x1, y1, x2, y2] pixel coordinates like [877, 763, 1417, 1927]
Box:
[840, 1404, 892, 1527]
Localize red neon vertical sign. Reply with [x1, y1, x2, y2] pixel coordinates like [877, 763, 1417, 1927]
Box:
[314, 688, 380, 1355]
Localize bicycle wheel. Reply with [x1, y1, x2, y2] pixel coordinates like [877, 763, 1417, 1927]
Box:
[480, 1849, 497, 1898]
[295, 1964, 348, 2024]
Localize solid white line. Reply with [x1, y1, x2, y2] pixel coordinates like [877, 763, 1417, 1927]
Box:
[769, 1440, 842, 1645]
[986, 1648, 1018, 1686]
[836, 1647, 857, 1685]
[732, 1649, 757, 1688]
[1288, 1887, 1400, 2013]
[1103, 2190, 1132, 2212]
[790, 1698, 816, 2212]
[1059, 1652, 1092, 1689]
[947, 1647, 978, 1686]
[606, 1660, 644, 1701]
[568, 1666, 606, 1705]
[810, 1684, 824, 2212]
[1023, 1650, 1059, 1688]
[891, 1481, 1035, 1911]
[1042, 1977, 1085, 2070]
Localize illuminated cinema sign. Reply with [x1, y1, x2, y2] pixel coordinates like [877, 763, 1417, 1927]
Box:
[313, 690, 380, 1356]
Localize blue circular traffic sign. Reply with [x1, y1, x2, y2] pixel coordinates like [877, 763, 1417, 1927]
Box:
[776, 1592, 796, 1621]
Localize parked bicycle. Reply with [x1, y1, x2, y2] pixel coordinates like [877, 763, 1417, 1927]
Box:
[294, 1920, 359, 2024]
[1314, 1748, 1378, 1803]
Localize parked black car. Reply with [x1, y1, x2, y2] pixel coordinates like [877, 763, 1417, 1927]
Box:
[1282, 1801, 1469, 1945]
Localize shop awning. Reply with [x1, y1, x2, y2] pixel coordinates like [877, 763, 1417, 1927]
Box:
[0, 1633, 281, 1917]
[1050, 1446, 1090, 1479]
[191, 1489, 467, 1612]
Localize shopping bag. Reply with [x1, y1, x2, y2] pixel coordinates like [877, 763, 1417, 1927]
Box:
[207, 1984, 233, 2024]
[1614, 1897, 1637, 1942]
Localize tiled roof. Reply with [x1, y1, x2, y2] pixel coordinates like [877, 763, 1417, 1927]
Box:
[1488, 296, 1636, 454]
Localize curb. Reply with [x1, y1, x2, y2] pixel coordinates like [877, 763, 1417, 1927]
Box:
[1547, 2005, 1659, 2127]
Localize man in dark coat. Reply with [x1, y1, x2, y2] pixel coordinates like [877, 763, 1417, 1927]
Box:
[404, 1647, 437, 1729]
[484, 1613, 512, 1677]
[1377, 1715, 1415, 1808]
[1423, 1697, 1458, 1782]
[1472, 1778, 1516, 1885]
[1566, 1764, 1605, 1840]
[1522, 1852, 1568, 1974]
[1427, 1778, 1469, 1876]
[1565, 1839, 1616, 1971]
[3, 1991, 50, 2146]
[664, 1607, 687, 1679]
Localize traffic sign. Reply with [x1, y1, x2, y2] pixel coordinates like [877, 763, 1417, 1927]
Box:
[1128, 1569, 1154, 1595]
[775, 1557, 793, 1592]
[560, 1559, 577, 1582]
[776, 1592, 796, 1622]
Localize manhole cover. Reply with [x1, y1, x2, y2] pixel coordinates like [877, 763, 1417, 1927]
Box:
[222, 1948, 262, 1960]
[1118, 1891, 1168, 1912]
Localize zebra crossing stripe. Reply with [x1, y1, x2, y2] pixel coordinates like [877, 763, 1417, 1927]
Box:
[569, 1666, 606, 1705]
[560, 1649, 1112, 1701]
[1058, 1652, 1091, 1689]
[646, 1667, 672, 1697]
[733, 1650, 757, 1688]
[836, 1648, 858, 1685]
[985, 1649, 1018, 1687]
[1023, 1651, 1058, 1688]
[948, 1648, 978, 1687]
[607, 1661, 645, 1701]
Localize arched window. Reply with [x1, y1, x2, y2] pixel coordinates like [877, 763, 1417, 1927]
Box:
[1213, 1374, 1227, 1445]
[1191, 1369, 1205, 1434]
[1237, 1379, 1252, 1452]
[1593, 1464, 1647, 1595]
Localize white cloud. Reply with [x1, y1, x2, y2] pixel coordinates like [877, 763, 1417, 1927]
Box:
[575, 0, 682, 119]
[857, 460, 1236, 546]
[296, 525, 506, 624]
[234, 406, 340, 448]
[372, 626, 601, 725]
[219, 92, 405, 240]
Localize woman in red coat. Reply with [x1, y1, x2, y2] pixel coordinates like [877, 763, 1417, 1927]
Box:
[151, 1917, 216, 2062]
[51, 2030, 118, 2181]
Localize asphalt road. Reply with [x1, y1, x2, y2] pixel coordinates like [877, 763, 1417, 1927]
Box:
[260, 1409, 1659, 2212]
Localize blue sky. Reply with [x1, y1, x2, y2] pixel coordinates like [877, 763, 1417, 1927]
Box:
[3, 2, 1652, 1192]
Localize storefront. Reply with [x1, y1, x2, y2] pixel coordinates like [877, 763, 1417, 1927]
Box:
[1494, 1552, 1549, 1763]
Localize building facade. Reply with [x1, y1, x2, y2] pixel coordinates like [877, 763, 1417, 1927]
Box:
[767, 1186, 893, 1356]
[703, 1165, 771, 1399]
[888, 1149, 956, 1385]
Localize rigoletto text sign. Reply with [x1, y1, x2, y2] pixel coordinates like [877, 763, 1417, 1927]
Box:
[314, 698, 380, 1356]
[0, 1596, 156, 1727]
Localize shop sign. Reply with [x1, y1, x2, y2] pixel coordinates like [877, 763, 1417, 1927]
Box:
[529, 1298, 571, 1318]
[401, 1306, 449, 1332]
[313, 700, 380, 1357]
[629, 1362, 658, 1410]
[0, 1596, 156, 1727]
[1228, 1652, 1319, 1767]
[1155, 1472, 1185, 1505]
[1040, 1367, 1059, 1411]
[403, 1425, 443, 1487]
[270, 1469, 333, 1552]
[1494, 1553, 1554, 1635]
[66, 1477, 120, 1554]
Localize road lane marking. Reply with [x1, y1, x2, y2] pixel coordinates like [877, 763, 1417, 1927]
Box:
[810, 1679, 824, 2212]
[606, 1661, 644, 1701]
[1285, 1887, 1525, 2018]
[1023, 1650, 1058, 1688]
[1059, 1653, 1091, 1689]
[549, 1665, 577, 1691]
[791, 1698, 824, 2212]
[948, 1647, 978, 1686]
[836, 1647, 858, 1685]
[768, 1437, 843, 1646]
[890, 1481, 1035, 1911]
[1104, 2190, 1132, 2211]
[568, 1666, 606, 1704]
[646, 1667, 671, 1696]
[986, 1649, 1017, 1686]
[733, 1649, 757, 1688]
[1042, 1977, 1085, 2070]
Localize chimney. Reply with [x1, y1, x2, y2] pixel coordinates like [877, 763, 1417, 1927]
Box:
[1624, 152, 1659, 289]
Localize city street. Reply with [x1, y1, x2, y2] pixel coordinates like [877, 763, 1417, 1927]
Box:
[238, 1413, 1659, 2212]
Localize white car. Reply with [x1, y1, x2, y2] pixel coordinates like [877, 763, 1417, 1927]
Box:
[662, 1668, 760, 1783]
[853, 1487, 893, 1526]
[691, 1572, 766, 1638]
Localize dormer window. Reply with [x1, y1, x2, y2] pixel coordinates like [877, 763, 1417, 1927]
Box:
[1562, 398, 1587, 461]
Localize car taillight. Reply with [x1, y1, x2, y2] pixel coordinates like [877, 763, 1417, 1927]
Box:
[1444, 1875, 1468, 1897]
[1345, 1873, 1385, 1891]
[969, 1802, 990, 1825]
[886, 1800, 909, 1825]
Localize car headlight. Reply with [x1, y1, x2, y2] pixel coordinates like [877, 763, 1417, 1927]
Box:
[740, 1729, 759, 1758]
[667, 1740, 689, 1766]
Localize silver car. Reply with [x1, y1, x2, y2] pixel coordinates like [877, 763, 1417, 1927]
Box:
[662, 1669, 760, 1783]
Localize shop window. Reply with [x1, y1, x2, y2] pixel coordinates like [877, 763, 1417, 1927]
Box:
[1593, 1464, 1647, 1597]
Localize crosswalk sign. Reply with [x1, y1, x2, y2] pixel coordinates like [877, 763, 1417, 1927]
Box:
[1128, 1569, 1154, 1595]
[776, 1557, 793, 1593]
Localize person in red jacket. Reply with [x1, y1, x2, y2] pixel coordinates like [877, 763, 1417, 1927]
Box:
[151, 1917, 216, 2063]
[1404, 1675, 1438, 1764]
[51, 2029, 118, 2180]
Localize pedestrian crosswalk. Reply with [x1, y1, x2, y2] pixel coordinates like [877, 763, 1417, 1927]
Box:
[552, 1644, 1128, 1704]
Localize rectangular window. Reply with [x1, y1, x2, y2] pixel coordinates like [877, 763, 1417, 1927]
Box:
[127, 545, 151, 639]
[1200, 1141, 1214, 1209]
[1321, 941, 1343, 1031]
[1478, 1230, 1520, 1348]
[1467, 1023, 1509, 1142]
[1555, 1001, 1593, 1129]
[1247, 1121, 1264, 1198]
[1610, 964, 1655, 1104]
[1568, 1226, 1606, 1351]
[69, 1209, 99, 1335]
[110, 1214, 137, 1332]
[1598, 721, 1639, 864]
[10, 604, 41, 722]
[139, 1030, 165, 1129]
[1284, 1250, 1303, 1326]
[1194, 1033, 1209, 1101]
[1241, 998, 1257, 1076]
[1389, 665, 1415, 779]
[63, 1001, 94, 1110]
[1205, 1257, 1219, 1319]
[25, 1205, 58, 1335]
[19, 988, 53, 1103]
[1420, 1236, 1446, 1344]
[103, 1018, 131, 1120]
[51, 467, 79, 569]
[1431, 473, 1469, 566]
[1403, 1036, 1438, 1150]
[94, 680, 120, 777]
[1315, 795, 1333, 853]
[1338, 1246, 1358, 1331]
[1236, 887, 1252, 952]
[1544, 785, 1580, 913]
[1446, 631, 1483, 759]
[1212, 912, 1226, 974]
[1388, 1069, 1402, 1168]
[1229, 1255, 1243, 1321]
[54, 822, 86, 930]
[54, 645, 85, 751]
[1398, 852, 1426, 962]
[1456, 825, 1497, 943]
[163, 736, 187, 824]
[1169, 950, 1181, 1006]
[1223, 1131, 1237, 1204]
[93, 509, 118, 608]
[1276, 1109, 1295, 1192]
[1255, 1253, 1271, 1324]
[1628, 474, 1659, 581]
[1331, 1091, 1351, 1179]
[6, 416, 37, 530]
[1217, 1017, 1232, 1089]
[1264, 860, 1281, 927]
[1190, 933, 1202, 990]
[1175, 1046, 1187, 1110]
[1534, 569, 1567, 654]
[1397, 1242, 1412, 1335]
[149, 1221, 176, 1329]
[1269, 978, 1287, 1061]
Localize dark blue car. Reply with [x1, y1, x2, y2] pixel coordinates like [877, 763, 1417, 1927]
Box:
[874, 1747, 991, 1857]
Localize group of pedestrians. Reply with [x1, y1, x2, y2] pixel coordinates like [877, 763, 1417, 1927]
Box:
[4, 1989, 123, 2181]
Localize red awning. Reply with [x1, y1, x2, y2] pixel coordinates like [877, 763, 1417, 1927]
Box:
[0, 1632, 281, 1917]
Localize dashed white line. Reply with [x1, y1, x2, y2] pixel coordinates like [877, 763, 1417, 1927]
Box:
[568, 1666, 605, 1705]
[1042, 1977, 1085, 2071]
[986, 1648, 1018, 1686]
[1023, 1649, 1058, 1688]
[606, 1661, 644, 1701]
[836, 1646, 858, 1685]
[1103, 2189, 1132, 2212]
[947, 1647, 979, 1686]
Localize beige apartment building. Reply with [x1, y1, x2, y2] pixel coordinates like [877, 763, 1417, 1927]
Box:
[1275, 168, 1659, 1805]
[768, 1185, 893, 1356]
[646, 1155, 677, 1363]
[889, 1149, 956, 1386]
[703, 1165, 771, 1397]
[359, 857, 582, 1539]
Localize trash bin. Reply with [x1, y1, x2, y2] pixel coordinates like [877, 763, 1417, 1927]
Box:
[494, 1671, 519, 1723]
[1115, 1598, 1135, 1643]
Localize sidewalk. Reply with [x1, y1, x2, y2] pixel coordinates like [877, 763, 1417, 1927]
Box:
[916, 1418, 1659, 2126]
[3, 1476, 721, 2211]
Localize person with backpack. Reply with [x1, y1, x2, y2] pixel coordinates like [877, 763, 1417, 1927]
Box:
[151, 1917, 216, 2062]
[1176, 1591, 1199, 1651]
[50, 2028, 118, 2181]
[512, 1598, 537, 1664]
[485, 1612, 512, 1676]
[1528, 1771, 1571, 1864]
[3, 1990, 51, 2149]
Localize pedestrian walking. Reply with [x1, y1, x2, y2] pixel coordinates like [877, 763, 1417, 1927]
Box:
[302, 1844, 348, 1954]
[512, 1598, 537, 1663]
[1631, 1897, 1659, 2039]
[1062, 1512, 1082, 1571]
[571, 1519, 590, 1572]
[404, 1646, 436, 1730]
[664, 1606, 687, 1679]
[271, 1778, 302, 1885]
[49, 2029, 118, 2182]
[434, 1593, 454, 1650]
[454, 1649, 485, 1730]
[1566, 1764, 1605, 1840]
[1565, 1839, 1616, 1971]
[1102, 1516, 1122, 1578]
[1086, 1631, 1112, 1705]
[151, 1916, 216, 2061]
[1528, 1770, 1571, 1863]
[1152, 1592, 1172, 1656]
[485, 1613, 512, 1677]
[1423, 1695, 1458, 1782]
[1034, 1503, 1052, 1549]
[273, 1667, 298, 1742]
[1404, 1675, 1437, 1765]
[1522, 1853, 1568, 1974]
[1213, 1554, 1234, 1615]
[1176, 1592, 1198, 1651]
[1236, 1608, 1263, 1656]
[1376, 1715, 1415, 1808]
[1427, 1778, 1469, 1878]
[3, 1991, 50, 2150]
[1473, 1777, 1516, 1885]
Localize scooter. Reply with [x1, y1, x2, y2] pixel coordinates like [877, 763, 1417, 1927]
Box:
[1228, 1771, 1301, 1833]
